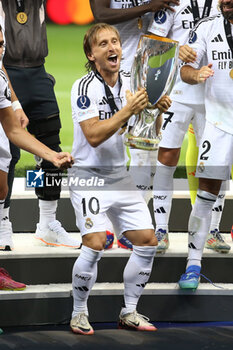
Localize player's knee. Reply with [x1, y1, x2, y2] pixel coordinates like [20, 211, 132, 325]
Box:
[199, 178, 222, 196]
[92, 240, 106, 251]
[91, 236, 106, 251]
[82, 232, 106, 251]
[140, 229, 158, 246]
[158, 147, 180, 166]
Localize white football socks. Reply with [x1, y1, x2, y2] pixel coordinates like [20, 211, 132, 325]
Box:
[210, 183, 226, 232]
[72, 245, 103, 317]
[187, 190, 217, 268]
[39, 199, 57, 229]
[121, 245, 157, 315]
[153, 160, 176, 232]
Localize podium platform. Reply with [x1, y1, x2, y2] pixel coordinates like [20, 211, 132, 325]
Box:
[1, 232, 233, 327]
[0, 178, 233, 327]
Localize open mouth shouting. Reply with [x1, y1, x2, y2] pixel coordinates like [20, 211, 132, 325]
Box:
[108, 54, 118, 66]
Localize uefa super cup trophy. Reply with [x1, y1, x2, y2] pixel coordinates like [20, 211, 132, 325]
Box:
[125, 34, 179, 150]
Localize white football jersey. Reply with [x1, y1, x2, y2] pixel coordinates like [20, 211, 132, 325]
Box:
[147, 0, 219, 104]
[110, 0, 152, 73]
[186, 14, 233, 135]
[0, 69, 11, 109]
[71, 71, 129, 168]
[0, 17, 10, 167]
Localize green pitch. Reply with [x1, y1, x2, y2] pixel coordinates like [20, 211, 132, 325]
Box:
[15, 23, 187, 176]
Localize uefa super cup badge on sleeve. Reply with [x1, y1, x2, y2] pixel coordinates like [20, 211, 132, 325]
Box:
[125, 34, 179, 151]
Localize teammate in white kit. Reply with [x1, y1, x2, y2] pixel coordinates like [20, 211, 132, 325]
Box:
[90, 0, 179, 72]
[0, 17, 11, 189]
[90, 0, 179, 250]
[0, 25, 73, 249]
[147, 0, 230, 254]
[178, 0, 233, 289]
[0, 12, 31, 250]
[69, 23, 171, 335]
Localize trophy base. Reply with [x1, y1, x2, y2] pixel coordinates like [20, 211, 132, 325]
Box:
[125, 133, 161, 151]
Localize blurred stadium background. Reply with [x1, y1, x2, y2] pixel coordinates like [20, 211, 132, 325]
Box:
[15, 0, 187, 176]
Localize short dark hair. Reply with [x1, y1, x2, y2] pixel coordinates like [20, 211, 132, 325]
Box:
[83, 23, 121, 72]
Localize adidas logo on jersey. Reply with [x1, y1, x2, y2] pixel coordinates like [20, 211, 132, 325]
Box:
[99, 96, 109, 105]
[154, 207, 166, 214]
[181, 6, 193, 14]
[211, 34, 223, 42]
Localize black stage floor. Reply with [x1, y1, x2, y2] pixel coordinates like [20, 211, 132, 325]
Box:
[1, 323, 233, 350]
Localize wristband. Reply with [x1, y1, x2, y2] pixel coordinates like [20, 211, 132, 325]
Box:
[12, 100, 22, 111]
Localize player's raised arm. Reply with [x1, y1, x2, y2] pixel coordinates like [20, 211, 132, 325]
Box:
[90, 0, 180, 24]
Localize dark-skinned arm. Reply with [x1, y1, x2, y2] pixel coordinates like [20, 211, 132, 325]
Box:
[90, 0, 180, 24]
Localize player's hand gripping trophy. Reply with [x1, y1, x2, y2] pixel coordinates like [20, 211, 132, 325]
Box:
[125, 34, 179, 150]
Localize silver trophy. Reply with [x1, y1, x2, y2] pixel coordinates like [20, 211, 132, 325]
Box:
[125, 34, 179, 150]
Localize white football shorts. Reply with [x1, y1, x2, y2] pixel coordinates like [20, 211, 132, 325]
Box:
[69, 172, 154, 238]
[159, 101, 205, 148]
[195, 121, 233, 180]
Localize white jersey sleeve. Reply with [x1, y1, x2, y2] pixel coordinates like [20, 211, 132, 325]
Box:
[71, 79, 99, 124]
[185, 20, 209, 69]
[147, 7, 176, 37]
[186, 14, 233, 134]
[0, 70, 11, 110]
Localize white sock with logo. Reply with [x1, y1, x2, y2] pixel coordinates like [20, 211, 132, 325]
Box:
[153, 160, 176, 232]
[1, 207, 9, 222]
[210, 184, 226, 232]
[187, 190, 217, 268]
[39, 199, 57, 229]
[72, 245, 103, 317]
[121, 245, 156, 315]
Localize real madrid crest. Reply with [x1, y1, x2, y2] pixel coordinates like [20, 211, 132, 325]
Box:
[85, 218, 93, 229]
[197, 161, 205, 173]
[16, 11, 28, 24]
